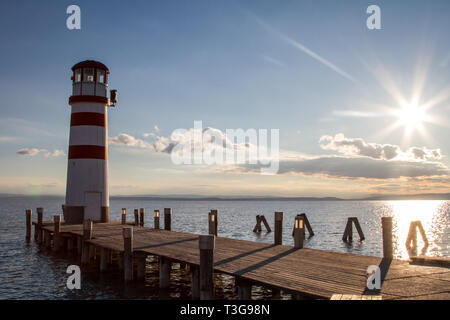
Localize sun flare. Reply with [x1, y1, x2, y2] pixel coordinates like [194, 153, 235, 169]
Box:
[395, 102, 426, 133]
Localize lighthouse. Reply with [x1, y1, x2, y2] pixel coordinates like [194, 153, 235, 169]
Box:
[64, 60, 117, 224]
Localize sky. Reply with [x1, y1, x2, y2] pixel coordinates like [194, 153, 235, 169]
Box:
[0, 0, 449, 198]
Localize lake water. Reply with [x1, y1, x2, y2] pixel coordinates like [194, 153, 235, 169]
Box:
[0, 196, 448, 299]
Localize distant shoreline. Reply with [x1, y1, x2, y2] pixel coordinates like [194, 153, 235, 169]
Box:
[0, 193, 449, 201]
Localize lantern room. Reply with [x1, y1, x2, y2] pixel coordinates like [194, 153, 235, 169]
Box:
[71, 60, 109, 98]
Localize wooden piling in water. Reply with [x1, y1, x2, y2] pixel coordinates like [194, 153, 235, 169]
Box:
[134, 209, 139, 226]
[293, 215, 305, 249]
[35, 208, 43, 242]
[100, 247, 109, 272]
[190, 264, 200, 299]
[139, 208, 144, 227]
[136, 255, 146, 280]
[260, 215, 271, 233]
[53, 215, 61, 252]
[121, 208, 126, 225]
[342, 217, 365, 242]
[123, 226, 133, 281]
[382, 217, 393, 259]
[159, 257, 171, 288]
[26, 209, 32, 243]
[253, 215, 262, 233]
[81, 220, 93, 265]
[199, 235, 215, 300]
[236, 277, 252, 300]
[164, 208, 172, 231]
[274, 212, 283, 245]
[154, 210, 160, 229]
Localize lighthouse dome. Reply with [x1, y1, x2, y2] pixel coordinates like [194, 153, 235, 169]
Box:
[71, 60, 109, 73]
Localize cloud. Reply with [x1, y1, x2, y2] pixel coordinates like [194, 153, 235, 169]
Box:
[109, 133, 175, 153]
[332, 110, 384, 118]
[319, 133, 442, 161]
[16, 148, 65, 157]
[241, 156, 449, 179]
[17, 148, 42, 156]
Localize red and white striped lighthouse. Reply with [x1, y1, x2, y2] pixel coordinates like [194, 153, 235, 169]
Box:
[64, 60, 116, 224]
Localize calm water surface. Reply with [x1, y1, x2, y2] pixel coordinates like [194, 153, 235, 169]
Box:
[0, 197, 448, 299]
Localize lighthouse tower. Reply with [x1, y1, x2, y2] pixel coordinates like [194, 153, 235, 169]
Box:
[64, 60, 115, 224]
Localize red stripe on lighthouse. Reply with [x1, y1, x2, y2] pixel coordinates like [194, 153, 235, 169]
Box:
[68, 145, 107, 160]
[69, 95, 109, 104]
[71, 112, 106, 127]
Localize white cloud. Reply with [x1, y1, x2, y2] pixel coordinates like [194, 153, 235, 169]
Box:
[17, 148, 65, 157]
[319, 133, 442, 161]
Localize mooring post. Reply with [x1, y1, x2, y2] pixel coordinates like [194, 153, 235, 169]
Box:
[293, 215, 305, 249]
[134, 209, 139, 226]
[81, 219, 93, 265]
[123, 226, 133, 281]
[154, 210, 160, 229]
[191, 264, 200, 299]
[274, 212, 283, 245]
[382, 217, 393, 259]
[53, 215, 61, 252]
[139, 208, 145, 227]
[121, 208, 126, 225]
[36, 208, 43, 243]
[164, 208, 172, 231]
[159, 257, 171, 289]
[26, 209, 32, 243]
[199, 235, 215, 300]
[236, 277, 252, 300]
[208, 210, 218, 236]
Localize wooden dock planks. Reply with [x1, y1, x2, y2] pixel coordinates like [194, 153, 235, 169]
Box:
[40, 221, 450, 300]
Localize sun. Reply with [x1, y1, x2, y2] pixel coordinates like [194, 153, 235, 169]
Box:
[394, 101, 427, 134]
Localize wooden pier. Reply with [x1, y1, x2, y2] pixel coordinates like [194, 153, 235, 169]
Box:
[31, 213, 450, 300]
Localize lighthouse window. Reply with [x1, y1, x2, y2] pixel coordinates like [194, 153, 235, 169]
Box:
[83, 68, 94, 82]
[74, 69, 82, 82]
[97, 69, 105, 84]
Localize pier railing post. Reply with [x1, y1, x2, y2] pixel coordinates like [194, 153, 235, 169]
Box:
[26, 209, 32, 243]
[208, 210, 218, 236]
[274, 212, 283, 245]
[121, 208, 126, 225]
[293, 215, 305, 249]
[134, 209, 139, 226]
[53, 215, 61, 252]
[164, 208, 172, 231]
[36, 208, 43, 243]
[123, 226, 133, 281]
[154, 210, 160, 229]
[81, 219, 93, 265]
[382, 217, 393, 259]
[199, 235, 215, 300]
[236, 277, 252, 300]
[139, 208, 145, 227]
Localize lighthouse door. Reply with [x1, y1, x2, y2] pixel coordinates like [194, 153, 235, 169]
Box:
[84, 192, 102, 221]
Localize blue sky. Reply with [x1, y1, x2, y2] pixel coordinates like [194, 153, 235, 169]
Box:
[0, 0, 449, 197]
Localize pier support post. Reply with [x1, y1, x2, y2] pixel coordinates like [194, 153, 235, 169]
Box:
[164, 208, 172, 231]
[121, 208, 126, 225]
[199, 235, 215, 300]
[136, 256, 146, 280]
[26, 209, 32, 243]
[134, 209, 139, 226]
[44, 230, 51, 248]
[382, 217, 393, 259]
[123, 226, 134, 281]
[274, 212, 283, 245]
[253, 215, 262, 233]
[208, 210, 218, 236]
[154, 210, 160, 229]
[76, 236, 82, 256]
[190, 264, 200, 299]
[139, 208, 145, 227]
[81, 220, 93, 265]
[100, 248, 110, 272]
[293, 215, 305, 249]
[67, 237, 74, 252]
[53, 215, 61, 252]
[236, 277, 252, 300]
[35, 208, 43, 242]
[159, 257, 171, 288]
